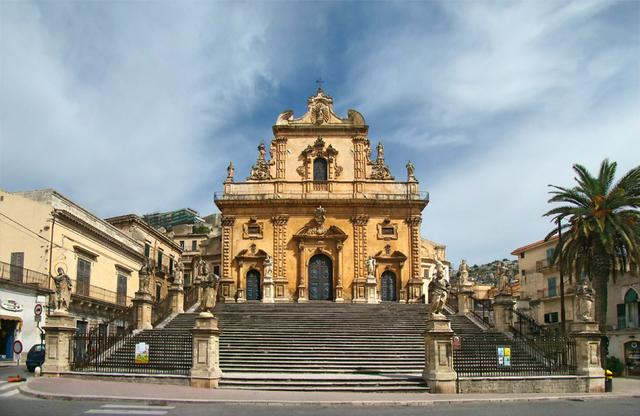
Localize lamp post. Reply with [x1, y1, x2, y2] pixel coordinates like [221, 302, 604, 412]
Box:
[557, 218, 566, 335]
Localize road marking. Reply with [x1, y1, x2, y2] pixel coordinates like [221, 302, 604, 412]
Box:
[0, 389, 20, 398]
[85, 410, 169, 415]
[100, 405, 174, 410]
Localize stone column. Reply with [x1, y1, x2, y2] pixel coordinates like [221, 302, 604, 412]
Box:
[406, 215, 422, 303]
[168, 284, 184, 314]
[235, 262, 246, 303]
[220, 215, 236, 302]
[571, 321, 605, 392]
[297, 243, 308, 302]
[457, 288, 473, 316]
[335, 242, 344, 302]
[422, 314, 457, 394]
[133, 290, 153, 331]
[492, 293, 515, 332]
[42, 312, 76, 376]
[190, 312, 222, 388]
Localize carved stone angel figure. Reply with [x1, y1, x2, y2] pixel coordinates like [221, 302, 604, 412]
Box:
[51, 267, 73, 312]
[576, 278, 595, 322]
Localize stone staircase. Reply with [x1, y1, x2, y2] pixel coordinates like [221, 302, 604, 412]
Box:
[164, 302, 491, 391]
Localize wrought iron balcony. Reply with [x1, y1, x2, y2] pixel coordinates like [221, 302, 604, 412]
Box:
[0, 261, 49, 288]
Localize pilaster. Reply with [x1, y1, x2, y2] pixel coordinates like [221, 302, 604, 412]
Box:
[406, 215, 423, 303]
[351, 214, 369, 303]
[297, 243, 308, 302]
[271, 215, 289, 302]
[220, 215, 236, 302]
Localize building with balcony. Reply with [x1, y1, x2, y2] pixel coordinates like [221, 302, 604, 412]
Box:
[0, 189, 145, 360]
[105, 214, 183, 302]
[214, 88, 444, 303]
[512, 236, 640, 375]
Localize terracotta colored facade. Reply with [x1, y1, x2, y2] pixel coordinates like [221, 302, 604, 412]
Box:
[215, 89, 443, 303]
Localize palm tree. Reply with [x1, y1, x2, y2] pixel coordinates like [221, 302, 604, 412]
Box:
[544, 159, 640, 335]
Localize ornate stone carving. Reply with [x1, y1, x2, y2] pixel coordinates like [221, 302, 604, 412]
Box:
[200, 273, 220, 313]
[242, 217, 263, 239]
[457, 259, 469, 287]
[370, 142, 394, 180]
[312, 206, 327, 234]
[296, 137, 342, 180]
[264, 255, 273, 279]
[377, 217, 398, 240]
[248, 142, 272, 181]
[366, 256, 376, 277]
[496, 261, 510, 293]
[576, 278, 595, 322]
[174, 258, 184, 287]
[138, 258, 152, 294]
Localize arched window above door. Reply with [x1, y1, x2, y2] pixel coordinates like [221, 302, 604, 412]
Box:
[313, 158, 328, 182]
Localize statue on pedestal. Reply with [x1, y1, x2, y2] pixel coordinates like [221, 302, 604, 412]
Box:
[458, 260, 469, 287]
[406, 160, 416, 182]
[428, 260, 450, 316]
[576, 278, 595, 322]
[174, 258, 184, 287]
[496, 261, 510, 293]
[138, 258, 152, 294]
[51, 267, 72, 312]
[196, 257, 209, 280]
[200, 273, 220, 313]
[226, 162, 235, 182]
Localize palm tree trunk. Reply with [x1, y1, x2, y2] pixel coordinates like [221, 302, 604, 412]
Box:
[592, 254, 610, 367]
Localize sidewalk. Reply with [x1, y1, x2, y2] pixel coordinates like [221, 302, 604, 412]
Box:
[18, 376, 640, 405]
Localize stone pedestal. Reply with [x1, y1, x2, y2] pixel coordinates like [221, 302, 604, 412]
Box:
[42, 312, 76, 376]
[407, 280, 423, 303]
[169, 285, 185, 314]
[365, 275, 379, 304]
[133, 291, 153, 331]
[190, 312, 222, 388]
[334, 286, 344, 302]
[571, 321, 605, 393]
[457, 289, 473, 316]
[422, 314, 457, 394]
[296, 286, 308, 303]
[262, 277, 275, 303]
[492, 293, 515, 332]
[351, 279, 366, 303]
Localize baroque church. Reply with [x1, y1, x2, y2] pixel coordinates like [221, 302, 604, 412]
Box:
[214, 88, 447, 303]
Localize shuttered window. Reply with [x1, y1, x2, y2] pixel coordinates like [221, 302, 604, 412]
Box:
[77, 258, 91, 297]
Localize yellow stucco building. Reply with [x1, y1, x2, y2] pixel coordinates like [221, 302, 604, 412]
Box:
[214, 89, 445, 303]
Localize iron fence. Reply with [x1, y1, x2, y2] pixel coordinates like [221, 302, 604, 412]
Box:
[470, 296, 493, 326]
[511, 308, 561, 339]
[184, 285, 199, 311]
[71, 330, 192, 375]
[152, 294, 173, 326]
[453, 334, 577, 377]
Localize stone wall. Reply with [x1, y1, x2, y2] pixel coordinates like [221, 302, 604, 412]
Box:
[458, 375, 602, 393]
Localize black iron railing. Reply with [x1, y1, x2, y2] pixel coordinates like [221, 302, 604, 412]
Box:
[183, 285, 199, 311]
[71, 330, 192, 375]
[453, 334, 577, 377]
[447, 291, 458, 314]
[0, 261, 49, 287]
[511, 308, 561, 339]
[152, 295, 172, 327]
[470, 296, 493, 326]
[85, 304, 135, 340]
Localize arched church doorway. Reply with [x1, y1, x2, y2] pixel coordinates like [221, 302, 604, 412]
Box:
[246, 270, 261, 301]
[381, 270, 397, 302]
[308, 254, 332, 301]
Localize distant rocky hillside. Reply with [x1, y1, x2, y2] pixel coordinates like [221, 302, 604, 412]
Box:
[450, 259, 519, 287]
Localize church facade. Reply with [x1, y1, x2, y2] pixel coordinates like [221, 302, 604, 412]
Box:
[214, 89, 445, 303]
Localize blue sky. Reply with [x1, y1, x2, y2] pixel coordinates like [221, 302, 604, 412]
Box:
[1, 1, 638, 266]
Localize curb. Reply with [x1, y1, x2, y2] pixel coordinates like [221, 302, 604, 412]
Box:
[17, 380, 640, 406]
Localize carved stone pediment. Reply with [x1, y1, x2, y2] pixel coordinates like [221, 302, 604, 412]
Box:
[296, 137, 343, 179]
[235, 247, 269, 261]
[275, 88, 364, 126]
[294, 224, 348, 241]
[373, 249, 407, 262]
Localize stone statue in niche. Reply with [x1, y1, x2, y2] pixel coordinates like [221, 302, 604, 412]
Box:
[366, 256, 376, 277]
[576, 278, 595, 322]
[138, 258, 152, 294]
[51, 267, 73, 312]
[264, 255, 273, 279]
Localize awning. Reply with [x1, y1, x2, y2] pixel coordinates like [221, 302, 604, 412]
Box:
[0, 312, 23, 330]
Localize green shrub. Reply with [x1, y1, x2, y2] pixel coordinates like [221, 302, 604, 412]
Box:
[607, 356, 624, 376]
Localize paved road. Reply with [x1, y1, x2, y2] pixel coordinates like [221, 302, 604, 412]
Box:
[1, 394, 638, 416]
[0, 364, 32, 399]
